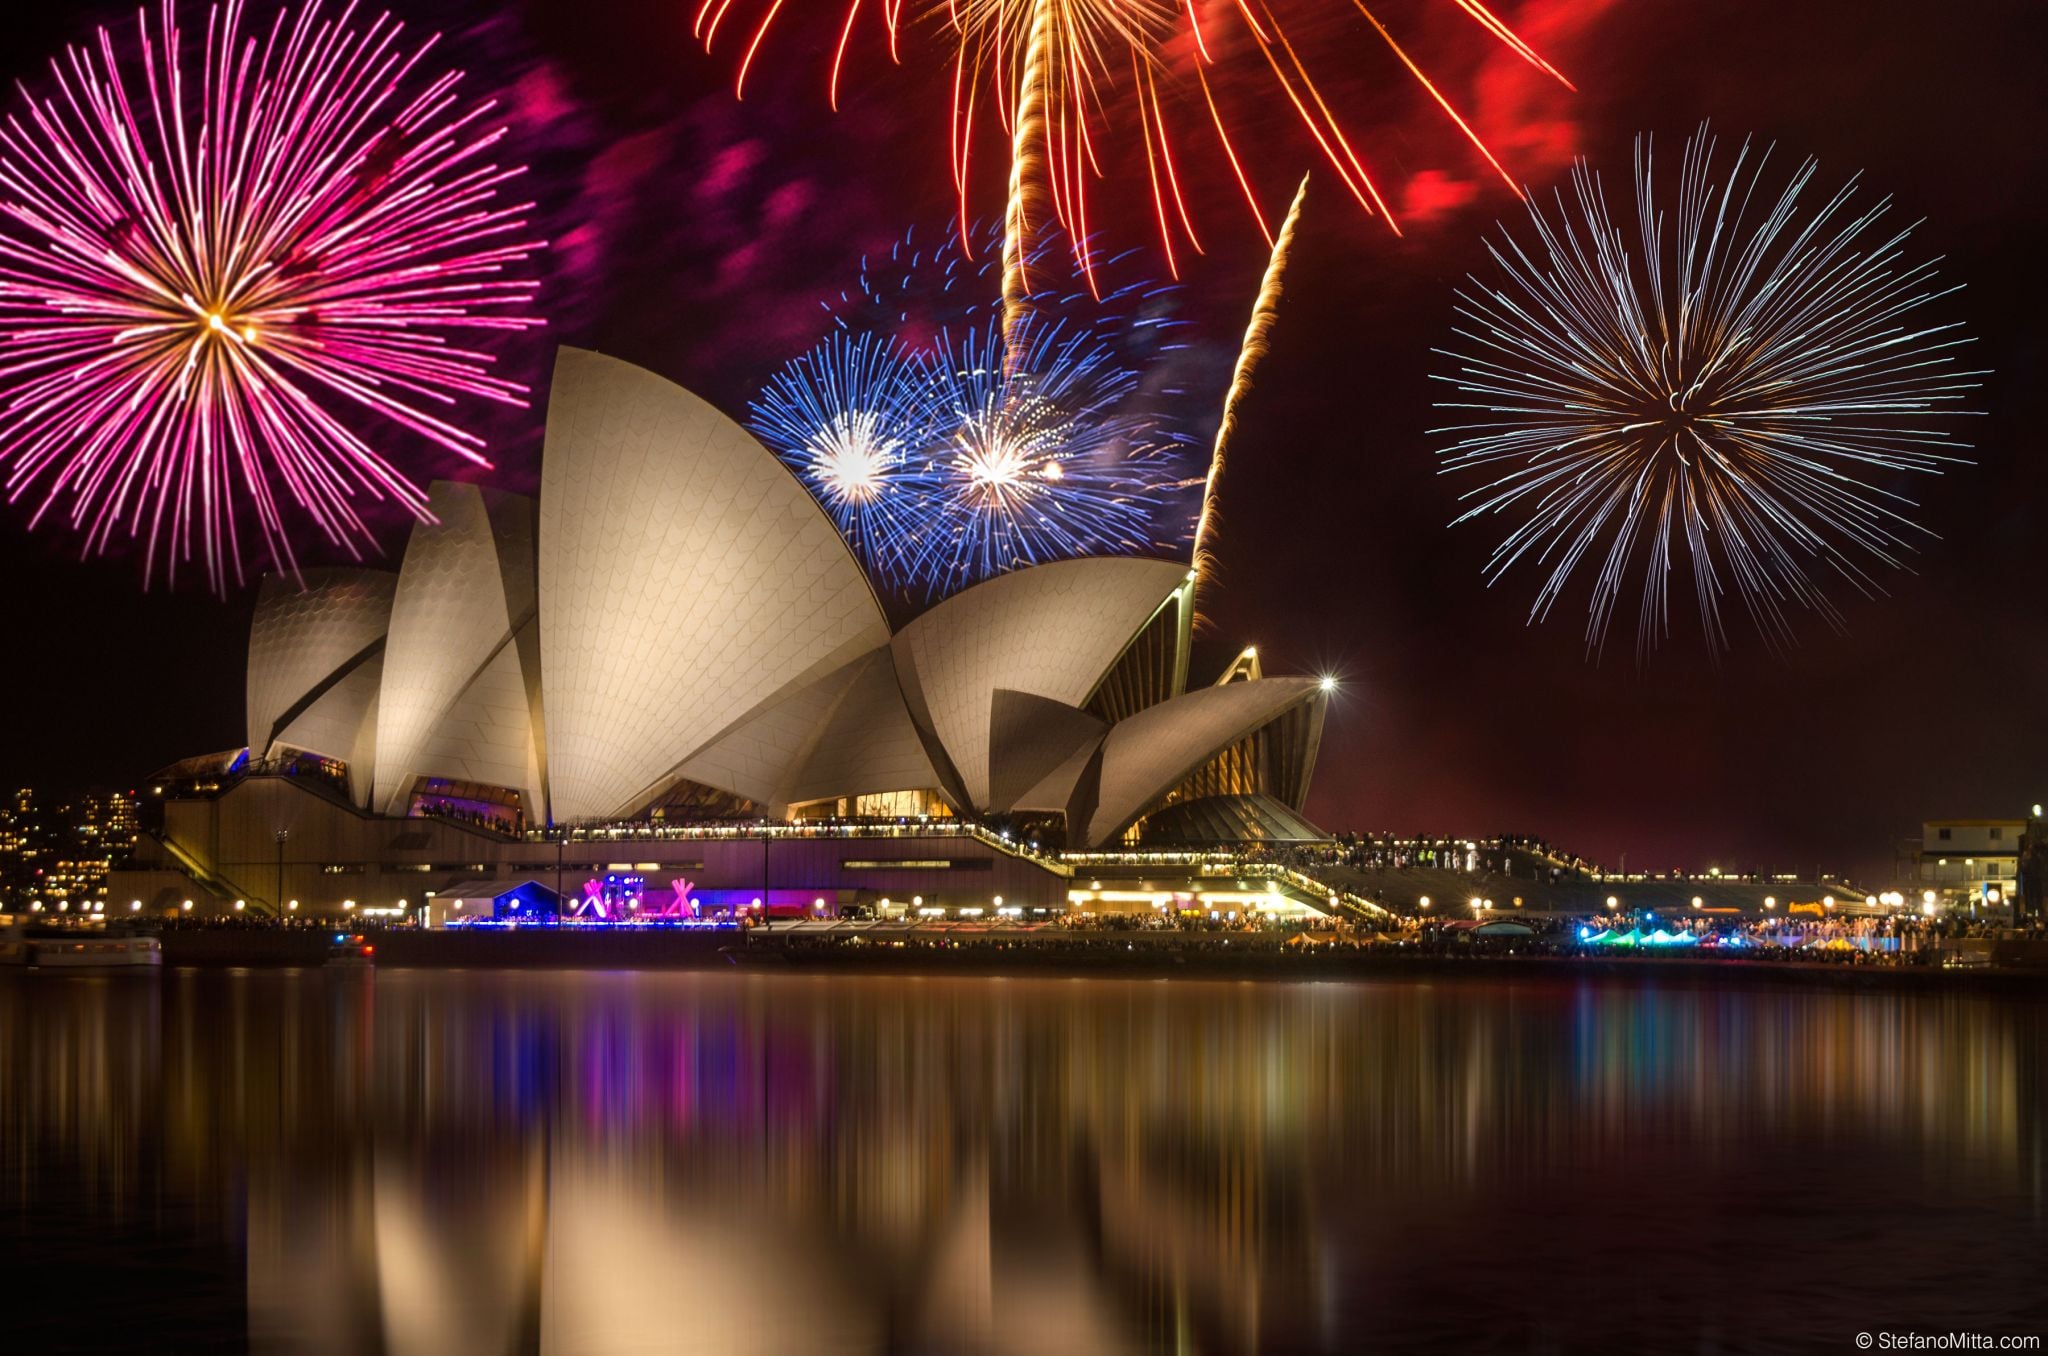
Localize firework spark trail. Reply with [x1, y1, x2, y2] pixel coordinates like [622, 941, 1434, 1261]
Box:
[748, 328, 942, 580]
[1192, 172, 1306, 619]
[0, 0, 544, 590]
[910, 312, 1184, 590]
[821, 217, 1189, 363]
[1000, 0, 1052, 363]
[1432, 126, 1982, 662]
[697, 0, 1571, 269]
[760, 220, 1194, 599]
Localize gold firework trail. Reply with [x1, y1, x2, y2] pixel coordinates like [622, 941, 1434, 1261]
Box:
[1000, 0, 1053, 366]
[1192, 173, 1309, 614]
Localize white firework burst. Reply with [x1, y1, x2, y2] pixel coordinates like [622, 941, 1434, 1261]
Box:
[1433, 125, 1983, 660]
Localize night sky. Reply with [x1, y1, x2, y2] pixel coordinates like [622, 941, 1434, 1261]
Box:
[0, 0, 2039, 880]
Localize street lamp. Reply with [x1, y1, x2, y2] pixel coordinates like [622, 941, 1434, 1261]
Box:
[553, 824, 566, 916]
[274, 828, 290, 923]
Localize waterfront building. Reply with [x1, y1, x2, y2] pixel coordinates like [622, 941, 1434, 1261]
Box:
[113, 350, 1341, 922]
[1915, 817, 2027, 915]
[1, 787, 139, 912]
[0, 788, 35, 910]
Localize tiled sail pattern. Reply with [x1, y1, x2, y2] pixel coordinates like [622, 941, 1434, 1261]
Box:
[537, 348, 890, 822]
[889, 557, 1186, 810]
[246, 569, 396, 757]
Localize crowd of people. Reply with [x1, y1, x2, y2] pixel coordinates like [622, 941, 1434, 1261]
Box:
[413, 798, 519, 834]
[1386, 909, 2045, 966]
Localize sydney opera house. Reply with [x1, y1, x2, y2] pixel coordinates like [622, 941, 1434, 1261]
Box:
[115, 349, 1342, 921]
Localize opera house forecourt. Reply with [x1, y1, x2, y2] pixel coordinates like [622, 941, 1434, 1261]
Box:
[112, 348, 1358, 926]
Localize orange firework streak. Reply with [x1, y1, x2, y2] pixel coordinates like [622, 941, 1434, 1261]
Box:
[696, 0, 1571, 268]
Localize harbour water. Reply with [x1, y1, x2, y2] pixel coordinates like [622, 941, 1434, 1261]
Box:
[2, 968, 2042, 1352]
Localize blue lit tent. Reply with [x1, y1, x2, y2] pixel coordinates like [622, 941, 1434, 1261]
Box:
[433, 878, 564, 925]
[1473, 920, 1537, 937]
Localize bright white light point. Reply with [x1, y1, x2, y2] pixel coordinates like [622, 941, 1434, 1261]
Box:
[1318, 675, 1338, 693]
[1040, 460, 1063, 481]
[964, 441, 1033, 491]
[809, 410, 897, 504]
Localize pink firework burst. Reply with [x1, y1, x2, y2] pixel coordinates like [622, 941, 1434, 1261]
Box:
[0, 0, 545, 590]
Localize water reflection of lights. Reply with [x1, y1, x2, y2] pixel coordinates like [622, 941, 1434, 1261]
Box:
[1, 973, 2041, 1350]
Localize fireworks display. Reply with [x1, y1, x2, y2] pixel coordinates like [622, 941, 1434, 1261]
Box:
[753, 221, 1192, 597]
[693, 0, 1571, 272]
[1433, 127, 1981, 659]
[0, 0, 544, 589]
[820, 216, 1185, 355]
[750, 328, 940, 573]
[913, 314, 1183, 587]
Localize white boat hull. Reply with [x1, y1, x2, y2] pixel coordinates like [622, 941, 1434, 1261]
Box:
[30, 938, 163, 969]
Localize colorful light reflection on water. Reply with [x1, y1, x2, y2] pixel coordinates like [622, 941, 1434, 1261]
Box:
[0, 970, 2042, 1350]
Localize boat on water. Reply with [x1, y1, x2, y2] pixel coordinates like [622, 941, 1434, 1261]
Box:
[327, 932, 377, 967]
[0, 926, 162, 970]
[32, 935, 163, 969]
